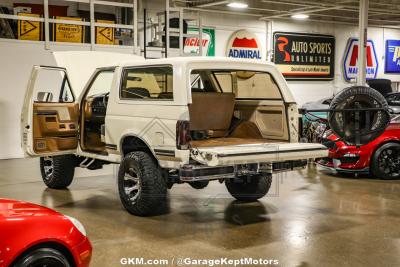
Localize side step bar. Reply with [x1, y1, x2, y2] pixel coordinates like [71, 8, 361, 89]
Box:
[79, 158, 95, 168]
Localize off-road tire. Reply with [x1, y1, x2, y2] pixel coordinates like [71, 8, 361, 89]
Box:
[371, 142, 400, 180]
[225, 174, 272, 201]
[40, 155, 76, 189]
[118, 151, 167, 216]
[12, 247, 71, 267]
[329, 86, 390, 146]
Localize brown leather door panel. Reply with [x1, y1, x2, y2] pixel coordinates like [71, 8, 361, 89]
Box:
[33, 102, 79, 153]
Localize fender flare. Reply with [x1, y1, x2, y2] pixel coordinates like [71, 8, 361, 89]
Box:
[119, 134, 159, 163]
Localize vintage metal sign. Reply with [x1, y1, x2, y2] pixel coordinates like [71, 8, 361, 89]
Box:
[385, 40, 400, 74]
[183, 27, 215, 56]
[54, 16, 84, 43]
[273, 32, 335, 80]
[18, 13, 41, 41]
[96, 20, 115, 45]
[226, 29, 262, 60]
[343, 38, 378, 81]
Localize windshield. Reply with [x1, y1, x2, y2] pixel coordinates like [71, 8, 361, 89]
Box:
[190, 69, 282, 99]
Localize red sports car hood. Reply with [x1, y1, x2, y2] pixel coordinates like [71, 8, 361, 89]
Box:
[0, 198, 60, 220]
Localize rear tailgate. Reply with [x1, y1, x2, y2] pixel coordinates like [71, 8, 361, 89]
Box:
[190, 142, 328, 167]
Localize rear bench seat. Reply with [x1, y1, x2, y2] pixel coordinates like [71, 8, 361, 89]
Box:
[189, 92, 235, 138]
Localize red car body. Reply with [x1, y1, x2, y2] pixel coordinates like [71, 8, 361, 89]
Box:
[317, 119, 400, 174]
[0, 198, 91, 267]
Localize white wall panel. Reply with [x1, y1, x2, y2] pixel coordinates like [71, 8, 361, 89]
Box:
[0, 39, 133, 159]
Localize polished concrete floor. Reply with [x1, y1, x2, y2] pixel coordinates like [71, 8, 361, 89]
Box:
[1, 158, 400, 267]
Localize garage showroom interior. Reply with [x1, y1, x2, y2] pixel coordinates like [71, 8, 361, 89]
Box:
[1, 0, 400, 266]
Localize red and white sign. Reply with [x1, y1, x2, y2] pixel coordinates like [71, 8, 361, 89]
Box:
[226, 30, 262, 59]
[343, 38, 378, 81]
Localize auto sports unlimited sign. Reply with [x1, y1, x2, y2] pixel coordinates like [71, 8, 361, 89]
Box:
[273, 32, 335, 80]
[226, 30, 262, 59]
[183, 27, 215, 56]
[343, 38, 378, 81]
[385, 40, 400, 74]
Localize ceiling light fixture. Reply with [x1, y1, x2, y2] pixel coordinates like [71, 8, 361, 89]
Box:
[291, 14, 309, 20]
[227, 2, 248, 9]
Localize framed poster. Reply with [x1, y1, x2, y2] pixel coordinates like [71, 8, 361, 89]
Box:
[273, 32, 335, 80]
[385, 40, 400, 74]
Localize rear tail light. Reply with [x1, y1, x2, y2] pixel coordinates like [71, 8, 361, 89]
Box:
[176, 120, 191, 149]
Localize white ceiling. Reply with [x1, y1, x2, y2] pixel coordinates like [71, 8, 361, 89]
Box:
[171, 0, 400, 28]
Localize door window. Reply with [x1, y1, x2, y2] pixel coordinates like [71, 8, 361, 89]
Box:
[120, 66, 173, 100]
[86, 70, 115, 97]
[190, 69, 283, 100]
[33, 69, 74, 103]
[216, 71, 282, 99]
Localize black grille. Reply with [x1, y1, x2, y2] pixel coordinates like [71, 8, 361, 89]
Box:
[339, 156, 360, 164]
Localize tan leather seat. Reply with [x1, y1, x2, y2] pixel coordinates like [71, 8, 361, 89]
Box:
[189, 92, 235, 137]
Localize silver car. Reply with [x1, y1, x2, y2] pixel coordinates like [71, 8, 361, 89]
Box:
[386, 93, 400, 114]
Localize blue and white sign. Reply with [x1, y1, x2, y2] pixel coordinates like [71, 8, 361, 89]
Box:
[343, 38, 378, 82]
[385, 40, 400, 74]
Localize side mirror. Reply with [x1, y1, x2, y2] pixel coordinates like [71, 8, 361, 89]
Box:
[37, 92, 53, 102]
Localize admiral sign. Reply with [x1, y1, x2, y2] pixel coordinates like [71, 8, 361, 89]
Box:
[226, 30, 261, 60]
[343, 38, 378, 82]
[273, 32, 335, 80]
[385, 40, 400, 74]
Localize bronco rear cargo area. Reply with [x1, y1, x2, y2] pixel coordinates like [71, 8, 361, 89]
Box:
[184, 69, 327, 167]
[187, 69, 291, 146]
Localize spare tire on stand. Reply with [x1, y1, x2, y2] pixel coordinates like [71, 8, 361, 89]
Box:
[328, 86, 390, 146]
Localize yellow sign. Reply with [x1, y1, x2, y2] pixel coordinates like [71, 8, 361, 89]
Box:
[54, 16, 84, 43]
[18, 13, 41, 41]
[96, 20, 115, 45]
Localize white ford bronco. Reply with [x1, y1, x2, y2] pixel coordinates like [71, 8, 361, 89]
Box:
[21, 52, 328, 216]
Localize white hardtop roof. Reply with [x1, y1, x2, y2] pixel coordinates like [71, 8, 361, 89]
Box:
[119, 56, 277, 69]
[116, 57, 293, 103]
[52, 52, 293, 102]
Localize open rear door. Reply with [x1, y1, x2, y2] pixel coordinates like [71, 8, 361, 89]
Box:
[190, 142, 328, 167]
[21, 66, 79, 157]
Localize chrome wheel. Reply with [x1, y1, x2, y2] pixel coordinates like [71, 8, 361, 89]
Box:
[43, 156, 54, 180]
[123, 166, 141, 202]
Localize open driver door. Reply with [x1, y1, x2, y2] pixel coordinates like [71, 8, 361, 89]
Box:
[21, 66, 79, 156]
